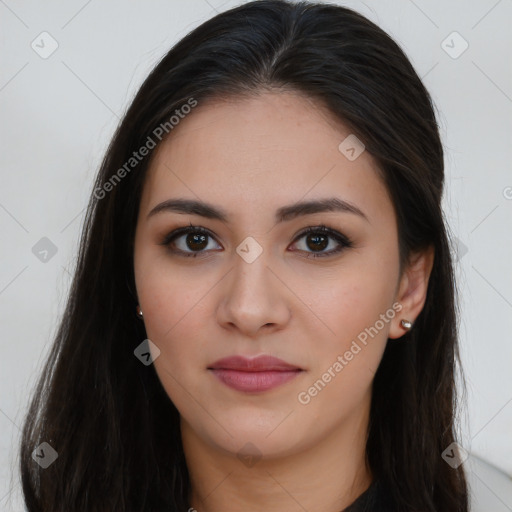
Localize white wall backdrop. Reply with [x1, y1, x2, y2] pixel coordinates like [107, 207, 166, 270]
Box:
[1, 0, 511, 510]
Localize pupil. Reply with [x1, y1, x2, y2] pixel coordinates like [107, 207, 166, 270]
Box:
[307, 233, 327, 251]
[187, 232, 208, 251]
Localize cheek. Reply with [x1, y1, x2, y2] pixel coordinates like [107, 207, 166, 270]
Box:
[136, 266, 213, 356]
[134, 237, 212, 332]
[133, 244, 210, 372]
[303, 256, 398, 347]
[296, 247, 399, 397]
[295, 277, 394, 417]
[136, 263, 211, 413]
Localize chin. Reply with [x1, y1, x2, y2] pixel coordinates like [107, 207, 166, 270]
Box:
[201, 416, 308, 460]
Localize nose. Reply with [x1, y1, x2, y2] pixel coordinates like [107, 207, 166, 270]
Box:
[216, 248, 291, 338]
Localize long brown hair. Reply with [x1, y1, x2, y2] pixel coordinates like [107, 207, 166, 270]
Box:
[19, 1, 469, 510]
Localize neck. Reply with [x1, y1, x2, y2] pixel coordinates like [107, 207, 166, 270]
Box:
[182, 391, 373, 512]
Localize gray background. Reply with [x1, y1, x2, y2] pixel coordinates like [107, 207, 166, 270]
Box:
[1, 0, 511, 510]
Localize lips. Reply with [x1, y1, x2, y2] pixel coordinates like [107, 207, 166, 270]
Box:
[208, 355, 302, 371]
[207, 355, 303, 392]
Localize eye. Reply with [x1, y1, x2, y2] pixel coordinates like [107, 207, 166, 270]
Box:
[289, 225, 353, 258]
[159, 223, 353, 259]
[159, 223, 221, 258]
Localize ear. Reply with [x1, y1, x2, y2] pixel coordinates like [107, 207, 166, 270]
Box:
[388, 245, 435, 339]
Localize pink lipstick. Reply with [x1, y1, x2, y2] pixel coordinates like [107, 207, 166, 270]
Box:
[207, 355, 303, 392]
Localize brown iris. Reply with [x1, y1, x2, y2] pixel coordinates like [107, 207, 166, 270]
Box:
[306, 233, 328, 252]
[186, 232, 208, 251]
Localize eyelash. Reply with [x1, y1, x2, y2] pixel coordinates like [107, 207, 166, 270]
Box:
[159, 223, 354, 259]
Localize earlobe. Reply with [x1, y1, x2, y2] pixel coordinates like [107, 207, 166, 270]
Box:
[388, 246, 435, 340]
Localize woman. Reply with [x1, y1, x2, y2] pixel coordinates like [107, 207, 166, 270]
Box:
[19, 1, 470, 510]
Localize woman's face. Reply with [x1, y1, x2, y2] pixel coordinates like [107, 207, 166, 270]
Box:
[133, 91, 406, 459]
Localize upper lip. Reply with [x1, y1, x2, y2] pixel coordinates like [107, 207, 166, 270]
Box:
[208, 355, 302, 371]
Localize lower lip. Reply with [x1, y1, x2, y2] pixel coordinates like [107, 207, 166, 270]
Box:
[209, 369, 302, 392]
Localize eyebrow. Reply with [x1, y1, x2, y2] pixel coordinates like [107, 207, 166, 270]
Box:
[147, 197, 369, 223]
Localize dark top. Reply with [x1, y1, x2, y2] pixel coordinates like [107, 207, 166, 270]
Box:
[342, 479, 397, 512]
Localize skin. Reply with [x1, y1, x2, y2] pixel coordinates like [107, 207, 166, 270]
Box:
[133, 90, 434, 512]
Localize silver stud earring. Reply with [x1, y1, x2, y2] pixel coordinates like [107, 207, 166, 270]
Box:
[400, 319, 412, 330]
[136, 305, 143, 318]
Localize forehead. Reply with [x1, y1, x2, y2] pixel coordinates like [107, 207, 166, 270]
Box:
[139, 91, 392, 224]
